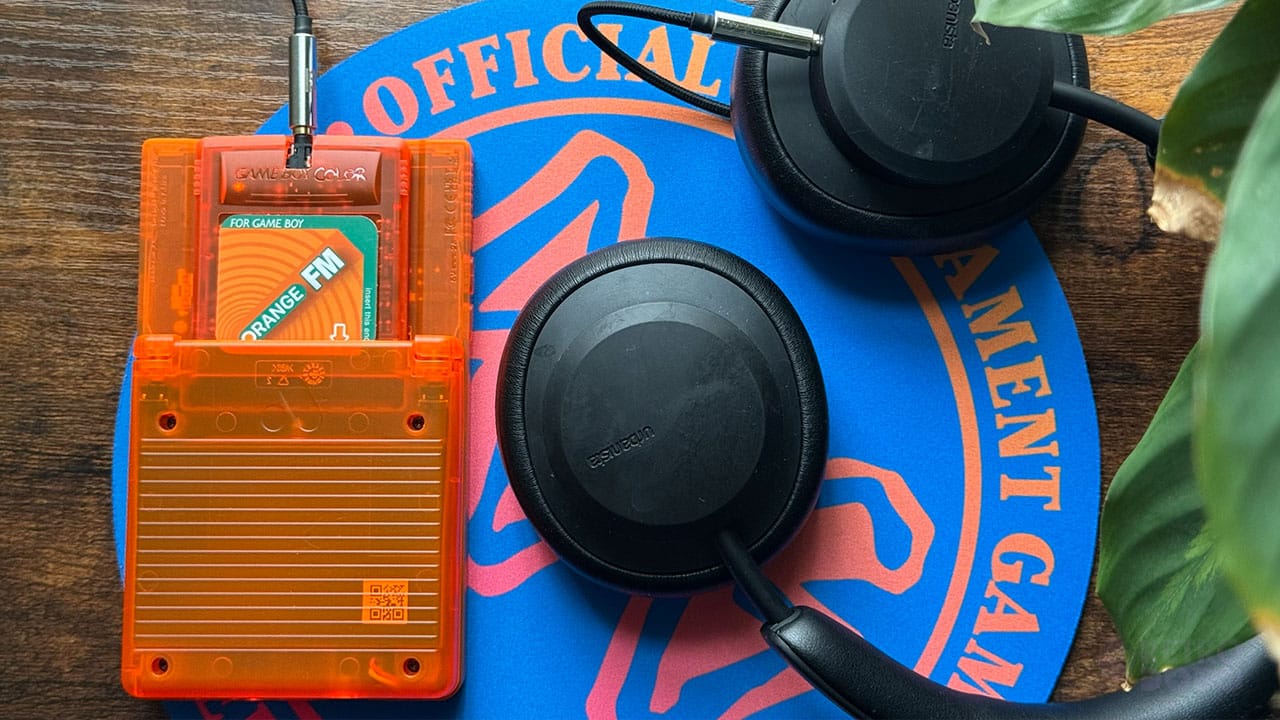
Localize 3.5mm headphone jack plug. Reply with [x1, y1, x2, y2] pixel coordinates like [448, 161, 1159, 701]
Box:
[286, 0, 316, 169]
[688, 10, 822, 58]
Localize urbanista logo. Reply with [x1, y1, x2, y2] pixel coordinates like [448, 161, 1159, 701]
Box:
[587, 426, 656, 469]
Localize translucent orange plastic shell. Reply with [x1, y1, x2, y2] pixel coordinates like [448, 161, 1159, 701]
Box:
[123, 136, 472, 699]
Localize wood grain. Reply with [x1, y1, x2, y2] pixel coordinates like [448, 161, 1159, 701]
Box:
[0, 1, 1250, 717]
[1034, 7, 1232, 701]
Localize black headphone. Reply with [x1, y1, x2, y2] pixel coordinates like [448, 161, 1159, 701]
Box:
[493, 0, 1280, 717]
[579, 0, 1159, 254]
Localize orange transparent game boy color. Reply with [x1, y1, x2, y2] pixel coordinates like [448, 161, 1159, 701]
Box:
[122, 135, 472, 699]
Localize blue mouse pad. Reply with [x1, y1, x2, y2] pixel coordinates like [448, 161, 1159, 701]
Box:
[113, 0, 1101, 717]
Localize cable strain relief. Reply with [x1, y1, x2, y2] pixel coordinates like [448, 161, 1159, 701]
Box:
[689, 12, 715, 34]
[294, 14, 313, 34]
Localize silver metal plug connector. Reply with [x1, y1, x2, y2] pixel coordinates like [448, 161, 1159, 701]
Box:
[286, 26, 317, 169]
[707, 11, 822, 58]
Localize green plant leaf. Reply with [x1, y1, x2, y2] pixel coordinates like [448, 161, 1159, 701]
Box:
[1196, 71, 1280, 646]
[1098, 346, 1253, 682]
[970, 0, 1232, 35]
[1150, 0, 1280, 241]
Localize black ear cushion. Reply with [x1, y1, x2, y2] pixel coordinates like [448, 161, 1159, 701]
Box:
[750, 0, 789, 21]
[733, 0, 1090, 254]
[496, 238, 829, 594]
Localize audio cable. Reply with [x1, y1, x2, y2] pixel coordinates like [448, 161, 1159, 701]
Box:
[579, 2, 819, 117]
[577, 1, 1163, 155]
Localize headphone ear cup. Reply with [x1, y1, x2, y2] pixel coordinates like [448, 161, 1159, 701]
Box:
[497, 238, 827, 595]
[730, 0, 1090, 255]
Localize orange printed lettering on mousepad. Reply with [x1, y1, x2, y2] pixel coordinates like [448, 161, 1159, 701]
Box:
[112, 0, 1101, 717]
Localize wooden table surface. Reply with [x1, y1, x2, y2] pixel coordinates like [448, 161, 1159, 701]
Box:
[0, 1, 1243, 718]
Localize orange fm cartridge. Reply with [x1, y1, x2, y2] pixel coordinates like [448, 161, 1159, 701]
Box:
[123, 135, 472, 700]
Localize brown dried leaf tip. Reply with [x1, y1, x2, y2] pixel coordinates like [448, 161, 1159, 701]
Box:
[1149, 165, 1224, 243]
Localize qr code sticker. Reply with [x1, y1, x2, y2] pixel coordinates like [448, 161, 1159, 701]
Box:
[362, 579, 409, 624]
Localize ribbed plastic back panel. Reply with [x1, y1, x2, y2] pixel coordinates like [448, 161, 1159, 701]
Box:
[132, 437, 447, 651]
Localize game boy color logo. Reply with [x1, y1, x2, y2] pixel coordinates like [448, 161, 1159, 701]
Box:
[116, 0, 1100, 718]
